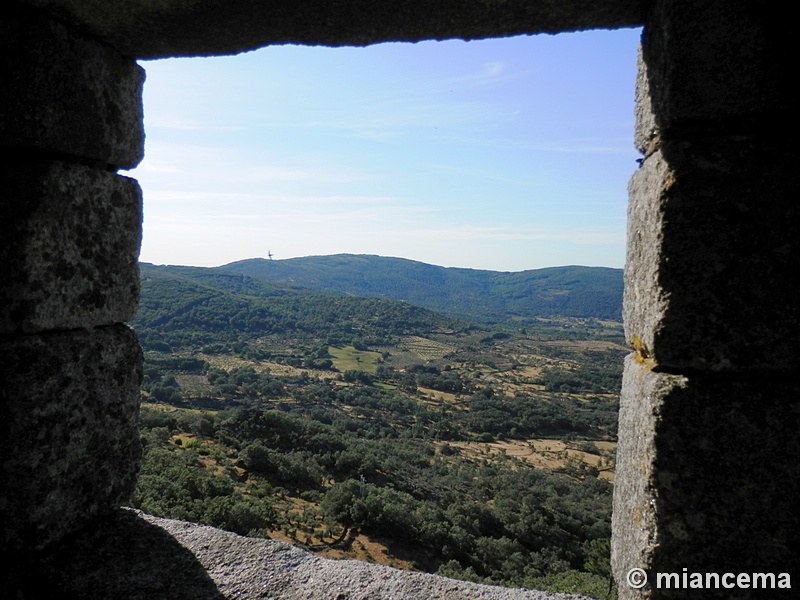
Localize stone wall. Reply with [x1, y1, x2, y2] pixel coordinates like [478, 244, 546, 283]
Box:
[2, 0, 798, 598]
[613, 2, 800, 598]
[1, 5, 144, 553]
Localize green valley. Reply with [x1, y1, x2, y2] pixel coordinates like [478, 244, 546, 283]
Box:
[129, 260, 625, 599]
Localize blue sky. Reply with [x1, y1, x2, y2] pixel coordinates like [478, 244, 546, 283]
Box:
[130, 28, 642, 272]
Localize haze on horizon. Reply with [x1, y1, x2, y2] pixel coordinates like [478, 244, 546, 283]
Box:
[130, 28, 642, 273]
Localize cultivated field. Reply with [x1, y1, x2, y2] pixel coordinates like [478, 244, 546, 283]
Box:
[441, 438, 616, 482]
[328, 345, 382, 374]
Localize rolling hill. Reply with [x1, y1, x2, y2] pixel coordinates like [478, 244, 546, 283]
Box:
[135, 262, 464, 352]
[217, 254, 623, 323]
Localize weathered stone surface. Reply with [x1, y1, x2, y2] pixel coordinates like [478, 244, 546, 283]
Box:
[0, 325, 143, 551]
[0, 4, 144, 168]
[18, 0, 646, 60]
[613, 357, 800, 599]
[612, 356, 681, 600]
[6, 508, 586, 599]
[0, 161, 142, 334]
[632, 43, 657, 155]
[636, 0, 796, 151]
[624, 139, 800, 371]
[611, 356, 668, 600]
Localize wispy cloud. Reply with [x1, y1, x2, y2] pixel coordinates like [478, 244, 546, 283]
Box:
[397, 225, 622, 245]
[537, 137, 635, 155]
[291, 102, 509, 140]
[427, 132, 635, 155]
[144, 190, 408, 208]
[145, 115, 246, 132]
[236, 165, 373, 184]
[426, 163, 542, 187]
[444, 61, 532, 89]
[131, 141, 376, 189]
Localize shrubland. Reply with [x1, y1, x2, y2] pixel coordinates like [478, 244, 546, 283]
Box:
[130, 263, 624, 599]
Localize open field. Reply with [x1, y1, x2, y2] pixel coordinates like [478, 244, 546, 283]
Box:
[328, 345, 382, 373]
[173, 374, 214, 396]
[199, 354, 310, 378]
[441, 438, 616, 482]
[397, 336, 456, 360]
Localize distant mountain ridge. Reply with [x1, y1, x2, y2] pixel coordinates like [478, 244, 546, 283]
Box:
[214, 254, 623, 323]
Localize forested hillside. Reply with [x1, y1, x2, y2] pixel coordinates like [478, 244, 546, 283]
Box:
[137, 262, 463, 353]
[214, 255, 624, 323]
[130, 263, 625, 599]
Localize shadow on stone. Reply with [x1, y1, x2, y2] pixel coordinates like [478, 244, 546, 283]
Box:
[3, 508, 225, 600]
